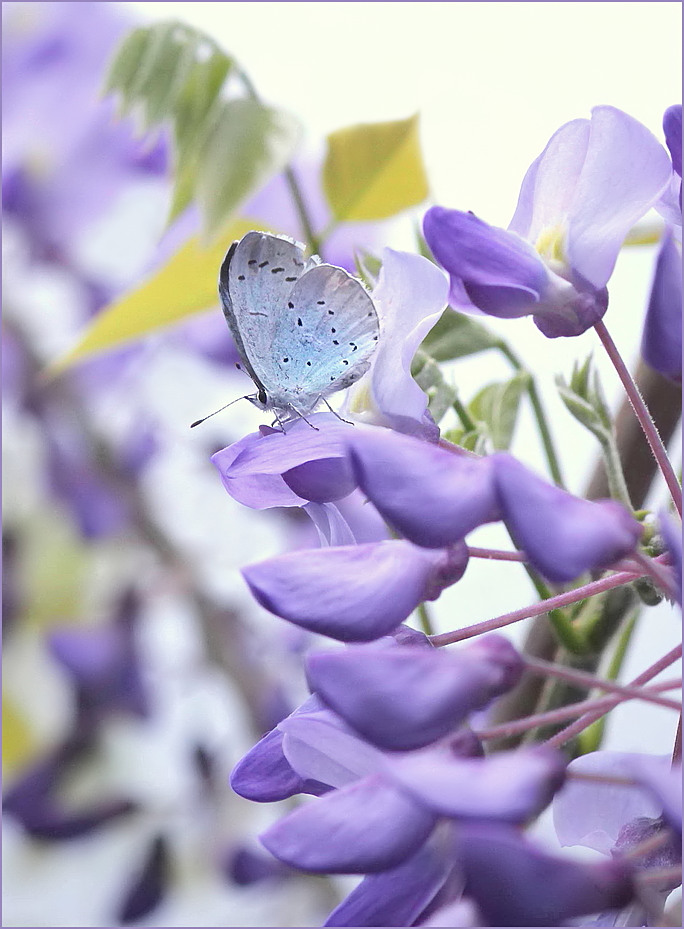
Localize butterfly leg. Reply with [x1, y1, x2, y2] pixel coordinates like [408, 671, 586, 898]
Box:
[321, 396, 354, 425]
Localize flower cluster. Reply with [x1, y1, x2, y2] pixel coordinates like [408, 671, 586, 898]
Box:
[213, 103, 682, 926]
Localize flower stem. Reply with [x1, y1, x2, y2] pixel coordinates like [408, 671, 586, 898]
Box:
[499, 342, 565, 488]
[594, 319, 682, 516]
[523, 656, 680, 710]
[542, 644, 683, 749]
[475, 681, 679, 741]
[429, 567, 643, 647]
[467, 546, 526, 562]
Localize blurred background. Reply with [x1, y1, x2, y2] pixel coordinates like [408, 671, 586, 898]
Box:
[2, 2, 681, 926]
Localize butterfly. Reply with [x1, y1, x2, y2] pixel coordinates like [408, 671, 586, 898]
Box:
[217, 231, 380, 424]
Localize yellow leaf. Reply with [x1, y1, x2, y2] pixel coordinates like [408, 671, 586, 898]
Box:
[48, 217, 262, 373]
[2, 693, 36, 779]
[323, 114, 429, 222]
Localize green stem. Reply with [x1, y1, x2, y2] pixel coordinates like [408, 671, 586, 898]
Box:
[499, 343, 565, 488]
[416, 601, 435, 637]
[598, 432, 635, 512]
[576, 612, 638, 754]
[451, 392, 477, 432]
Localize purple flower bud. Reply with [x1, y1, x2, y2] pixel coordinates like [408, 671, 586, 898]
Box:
[493, 453, 643, 583]
[663, 105, 682, 179]
[225, 845, 293, 885]
[212, 415, 355, 508]
[348, 427, 499, 548]
[455, 824, 635, 927]
[242, 540, 468, 642]
[305, 635, 522, 750]
[641, 228, 682, 383]
[230, 700, 332, 802]
[659, 510, 682, 605]
[423, 207, 548, 319]
[386, 745, 566, 823]
[116, 835, 169, 925]
[3, 735, 138, 841]
[260, 772, 436, 874]
[324, 834, 452, 927]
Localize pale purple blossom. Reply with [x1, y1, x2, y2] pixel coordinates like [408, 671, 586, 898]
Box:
[424, 107, 672, 337]
[641, 227, 682, 383]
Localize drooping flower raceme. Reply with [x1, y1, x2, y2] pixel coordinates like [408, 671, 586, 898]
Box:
[423, 106, 672, 337]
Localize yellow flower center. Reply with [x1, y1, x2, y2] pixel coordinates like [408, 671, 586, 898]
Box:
[535, 224, 567, 265]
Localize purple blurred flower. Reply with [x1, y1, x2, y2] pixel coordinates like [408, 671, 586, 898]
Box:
[424, 107, 672, 337]
[2, 2, 168, 269]
[305, 634, 522, 750]
[656, 104, 682, 225]
[641, 227, 682, 383]
[47, 589, 148, 732]
[453, 823, 634, 927]
[348, 427, 499, 547]
[3, 733, 138, 841]
[242, 538, 469, 642]
[225, 845, 294, 886]
[116, 834, 169, 925]
[553, 751, 681, 924]
[492, 453, 643, 583]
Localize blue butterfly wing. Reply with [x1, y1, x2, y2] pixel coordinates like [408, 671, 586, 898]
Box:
[219, 231, 318, 403]
[219, 231, 379, 415]
[268, 264, 379, 412]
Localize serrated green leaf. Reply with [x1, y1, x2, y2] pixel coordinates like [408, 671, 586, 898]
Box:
[47, 218, 260, 372]
[418, 308, 500, 366]
[195, 98, 301, 240]
[444, 426, 490, 455]
[569, 354, 593, 399]
[323, 114, 429, 222]
[469, 371, 530, 450]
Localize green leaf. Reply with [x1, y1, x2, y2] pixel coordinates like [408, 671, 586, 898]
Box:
[47, 218, 261, 372]
[556, 371, 610, 443]
[443, 426, 490, 455]
[417, 308, 500, 366]
[413, 355, 458, 424]
[468, 371, 530, 450]
[103, 22, 300, 239]
[323, 114, 429, 222]
[194, 98, 302, 240]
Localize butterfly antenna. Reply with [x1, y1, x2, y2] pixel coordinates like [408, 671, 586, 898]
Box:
[190, 396, 250, 428]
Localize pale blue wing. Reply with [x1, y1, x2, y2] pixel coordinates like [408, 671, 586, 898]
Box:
[219, 231, 318, 401]
[267, 264, 379, 413]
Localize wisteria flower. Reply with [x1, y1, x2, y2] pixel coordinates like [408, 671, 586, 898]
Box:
[424, 106, 672, 337]
[641, 227, 682, 383]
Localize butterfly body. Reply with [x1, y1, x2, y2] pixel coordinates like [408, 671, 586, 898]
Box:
[219, 232, 379, 418]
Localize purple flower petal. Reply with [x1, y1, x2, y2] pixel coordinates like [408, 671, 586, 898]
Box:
[279, 712, 386, 787]
[283, 457, 355, 503]
[493, 453, 643, 583]
[116, 835, 168, 925]
[305, 634, 522, 751]
[303, 502, 356, 546]
[212, 428, 305, 509]
[553, 751, 665, 855]
[387, 745, 565, 823]
[455, 823, 635, 927]
[423, 207, 547, 318]
[509, 118, 592, 242]
[349, 427, 498, 548]
[659, 510, 682, 605]
[420, 899, 481, 927]
[324, 831, 452, 927]
[663, 105, 682, 179]
[362, 249, 449, 439]
[624, 755, 682, 837]
[230, 718, 331, 802]
[564, 107, 672, 290]
[260, 773, 436, 873]
[641, 228, 682, 383]
[242, 539, 467, 642]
